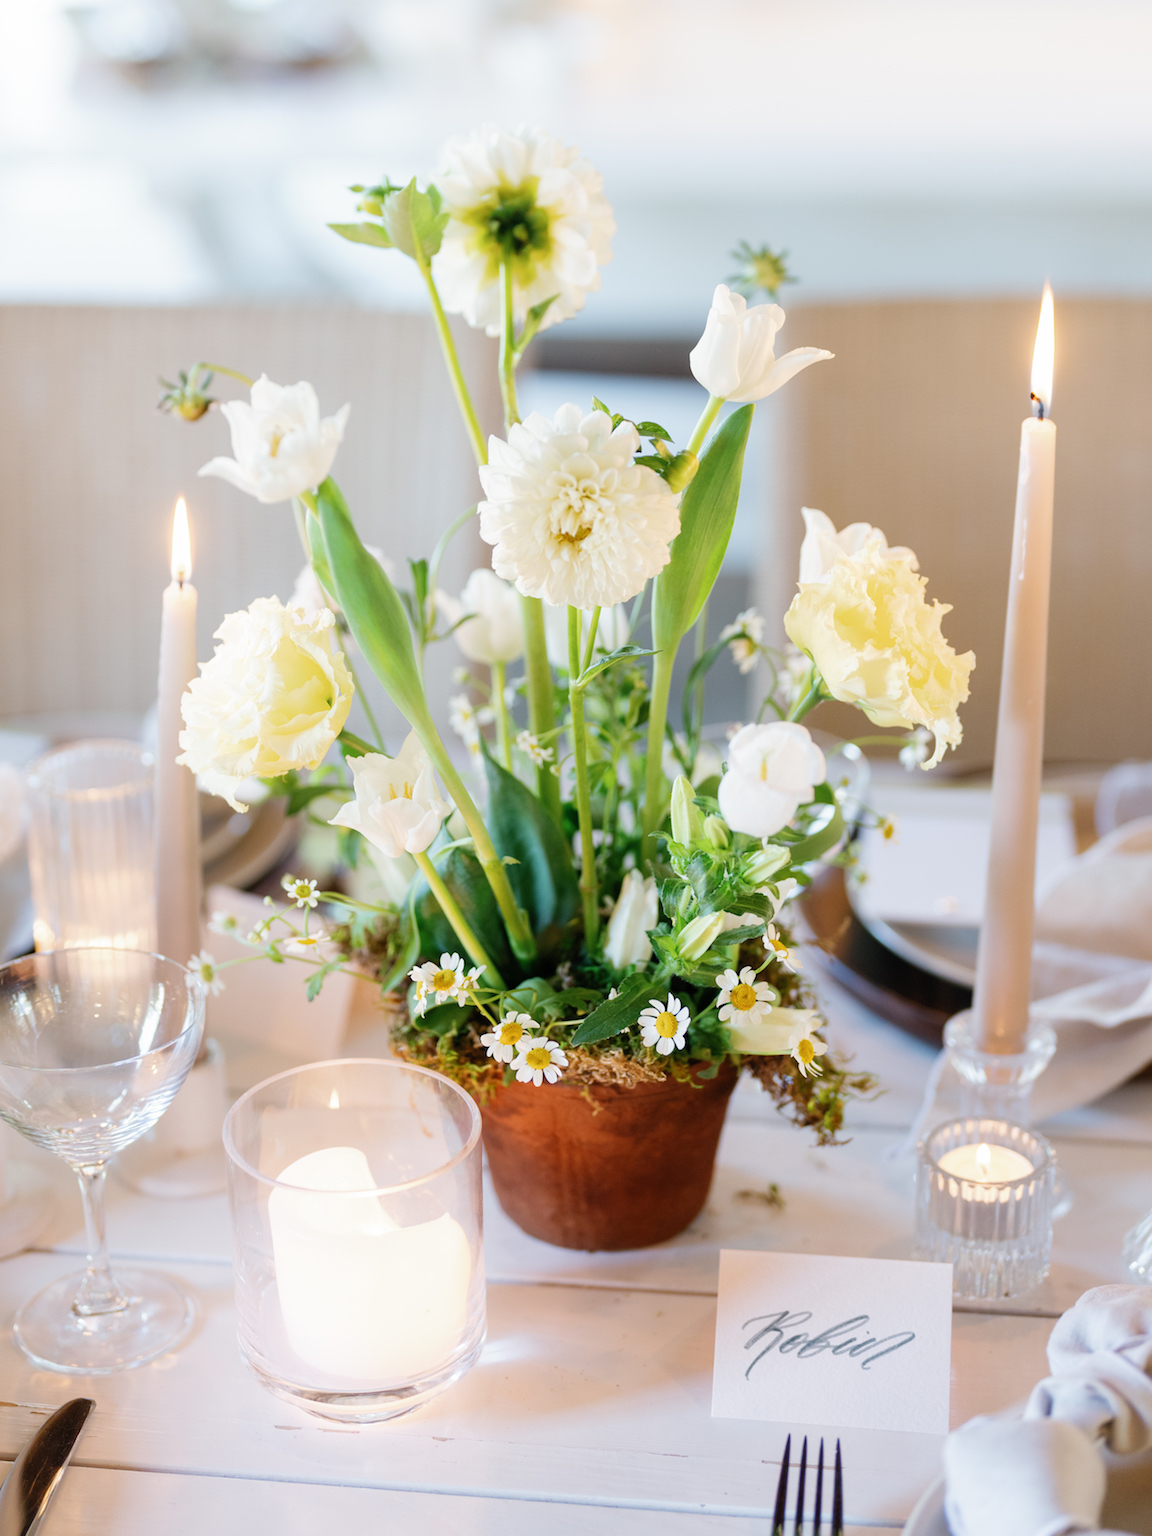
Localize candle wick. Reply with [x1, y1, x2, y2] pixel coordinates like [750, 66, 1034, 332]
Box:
[1030, 392, 1047, 421]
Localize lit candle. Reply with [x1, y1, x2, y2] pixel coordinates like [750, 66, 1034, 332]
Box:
[155, 498, 202, 973]
[937, 1140, 1034, 1185]
[268, 1147, 472, 1382]
[972, 289, 1056, 1054]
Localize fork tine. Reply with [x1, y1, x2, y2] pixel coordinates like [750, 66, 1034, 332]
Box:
[771, 1434, 791, 1536]
[832, 1438, 844, 1536]
[793, 1435, 808, 1535]
[813, 1438, 825, 1533]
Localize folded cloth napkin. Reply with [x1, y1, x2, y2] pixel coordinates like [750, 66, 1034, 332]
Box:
[943, 1285, 1152, 1536]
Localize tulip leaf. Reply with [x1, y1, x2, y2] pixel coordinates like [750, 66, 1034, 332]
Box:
[316, 478, 431, 730]
[569, 971, 656, 1047]
[576, 643, 655, 690]
[328, 221, 393, 249]
[482, 751, 578, 968]
[381, 178, 449, 262]
[411, 836, 516, 983]
[651, 404, 754, 652]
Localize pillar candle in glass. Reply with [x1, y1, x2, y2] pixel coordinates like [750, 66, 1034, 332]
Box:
[972, 289, 1056, 1053]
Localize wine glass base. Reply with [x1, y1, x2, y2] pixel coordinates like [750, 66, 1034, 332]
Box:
[13, 1268, 197, 1374]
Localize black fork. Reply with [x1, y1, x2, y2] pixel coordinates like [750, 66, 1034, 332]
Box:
[771, 1435, 843, 1535]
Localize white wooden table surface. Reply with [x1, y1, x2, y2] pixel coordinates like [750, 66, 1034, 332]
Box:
[1, 971, 1149, 1535]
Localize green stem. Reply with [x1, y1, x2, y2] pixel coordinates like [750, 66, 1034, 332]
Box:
[493, 659, 512, 769]
[685, 394, 724, 457]
[581, 606, 601, 675]
[520, 595, 561, 822]
[788, 678, 826, 723]
[641, 648, 676, 852]
[342, 647, 385, 751]
[415, 257, 487, 467]
[412, 850, 506, 990]
[569, 609, 599, 943]
[196, 362, 255, 389]
[498, 261, 521, 429]
[691, 600, 708, 746]
[338, 728, 376, 758]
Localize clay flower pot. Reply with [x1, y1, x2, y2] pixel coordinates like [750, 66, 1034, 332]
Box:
[479, 1062, 739, 1250]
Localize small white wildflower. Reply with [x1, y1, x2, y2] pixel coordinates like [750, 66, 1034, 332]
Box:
[515, 730, 554, 767]
[449, 695, 482, 756]
[480, 1011, 533, 1063]
[788, 1024, 827, 1079]
[409, 953, 471, 1014]
[764, 924, 797, 972]
[208, 910, 239, 937]
[899, 726, 933, 772]
[716, 967, 776, 1027]
[638, 993, 691, 1055]
[512, 1036, 568, 1086]
[188, 950, 224, 997]
[285, 928, 330, 957]
[281, 874, 319, 909]
[452, 666, 472, 685]
[719, 608, 765, 675]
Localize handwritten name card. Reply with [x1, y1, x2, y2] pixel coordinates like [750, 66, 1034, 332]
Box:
[711, 1250, 952, 1435]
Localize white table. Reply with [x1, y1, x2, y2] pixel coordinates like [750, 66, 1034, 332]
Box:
[1, 972, 1150, 1535]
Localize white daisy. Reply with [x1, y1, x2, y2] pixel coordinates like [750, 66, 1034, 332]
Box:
[638, 993, 691, 1056]
[788, 1024, 828, 1079]
[716, 967, 777, 1026]
[515, 730, 553, 767]
[479, 405, 682, 609]
[409, 953, 470, 1014]
[481, 1011, 534, 1063]
[188, 950, 225, 997]
[207, 910, 239, 937]
[432, 125, 614, 337]
[719, 608, 765, 675]
[281, 874, 320, 909]
[285, 928, 330, 958]
[512, 1036, 568, 1086]
[899, 726, 933, 771]
[764, 925, 797, 972]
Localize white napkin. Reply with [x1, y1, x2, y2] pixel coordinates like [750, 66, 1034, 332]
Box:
[943, 1285, 1152, 1536]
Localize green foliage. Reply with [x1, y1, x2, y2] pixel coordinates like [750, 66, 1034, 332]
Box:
[411, 836, 516, 983]
[570, 971, 656, 1046]
[380, 179, 449, 262]
[482, 751, 578, 969]
[328, 221, 393, 249]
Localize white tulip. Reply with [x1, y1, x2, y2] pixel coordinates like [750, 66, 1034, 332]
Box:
[689, 286, 833, 404]
[199, 375, 349, 505]
[603, 869, 658, 970]
[440, 568, 524, 666]
[328, 733, 452, 860]
[797, 506, 913, 584]
[718, 722, 826, 839]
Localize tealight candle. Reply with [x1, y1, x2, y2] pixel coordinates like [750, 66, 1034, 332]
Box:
[937, 1140, 1034, 1185]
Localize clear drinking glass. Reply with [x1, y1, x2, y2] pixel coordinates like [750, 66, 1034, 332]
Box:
[26, 740, 156, 952]
[0, 949, 204, 1372]
[224, 1058, 486, 1423]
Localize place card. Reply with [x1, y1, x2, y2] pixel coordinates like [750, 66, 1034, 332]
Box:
[711, 1250, 952, 1435]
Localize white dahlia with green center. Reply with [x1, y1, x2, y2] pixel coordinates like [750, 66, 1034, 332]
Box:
[478, 405, 682, 609]
[432, 125, 614, 336]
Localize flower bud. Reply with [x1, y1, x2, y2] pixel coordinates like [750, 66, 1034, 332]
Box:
[742, 844, 791, 886]
[663, 451, 698, 493]
[670, 775, 704, 846]
[678, 910, 726, 962]
[703, 814, 730, 850]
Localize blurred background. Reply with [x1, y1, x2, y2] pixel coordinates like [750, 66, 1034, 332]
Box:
[2, 0, 1152, 766]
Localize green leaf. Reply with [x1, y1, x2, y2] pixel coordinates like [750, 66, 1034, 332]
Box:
[780, 783, 845, 865]
[412, 837, 515, 982]
[514, 294, 558, 357]
[569, 972, 656, 1047]
[380, 178, 449, 261]
[651, 404, 754, 652]
[379, 891, 421, 993]
[576, 643, 657, 690]
[328, 221, 393, 249]
[635, 420, 672, 442]
[306, 960, 343, 1001]
[713, 922, 765, 945]
[482, 751, 578, 968]
[286, 782, 344, 817]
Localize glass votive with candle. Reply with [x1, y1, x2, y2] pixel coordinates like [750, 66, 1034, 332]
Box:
[913, 1117, 1055, 1300]
[224, 1058, 485, 1423]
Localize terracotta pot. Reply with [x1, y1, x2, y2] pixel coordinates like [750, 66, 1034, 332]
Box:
[479, 1062, 739, 1250]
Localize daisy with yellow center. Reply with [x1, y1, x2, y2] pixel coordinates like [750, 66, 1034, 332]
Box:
[282, 874, 320, 909]
[638, 993, 691, 1056]
[512, 1036, 568, 1086]
[188, 950, 224, 997]
[409, 952, 472, 1015]
[764, 925, 796, 973]
[716, 967, 776, 1027]
[480, 1011, 534, 1064]
[788, 1024, 828, 1079]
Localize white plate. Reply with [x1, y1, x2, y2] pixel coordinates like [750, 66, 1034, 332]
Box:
[902, 1477, 946, 1535]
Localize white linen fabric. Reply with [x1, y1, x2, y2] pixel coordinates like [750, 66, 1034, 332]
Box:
[1026, 1286, 1152, 1455]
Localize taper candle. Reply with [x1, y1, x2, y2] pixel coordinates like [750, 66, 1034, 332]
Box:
[972, 289, 1056, 1053]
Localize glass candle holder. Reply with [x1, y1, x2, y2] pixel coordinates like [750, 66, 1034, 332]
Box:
[26, 740, 156, 952]
[224, 1058, 486, 1423]
[914, 1117, 1055, 1299]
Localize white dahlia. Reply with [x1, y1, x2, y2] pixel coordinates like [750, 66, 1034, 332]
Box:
[432, 125, 614, 336]
[478, 405, 682, 609]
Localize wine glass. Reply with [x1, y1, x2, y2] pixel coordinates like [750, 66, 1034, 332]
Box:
[0, 949, 204, 1373]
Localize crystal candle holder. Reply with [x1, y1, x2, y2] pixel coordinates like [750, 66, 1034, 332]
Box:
[914, 1117, 1055, 1299]
[224, 1058, 486, 1423]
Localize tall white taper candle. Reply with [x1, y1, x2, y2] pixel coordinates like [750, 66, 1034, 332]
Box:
[972, 289, 1056, 1054]
[155, 497, 202, 974]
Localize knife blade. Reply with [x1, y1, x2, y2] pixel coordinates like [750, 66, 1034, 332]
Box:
[0, 1399, 94, 1536]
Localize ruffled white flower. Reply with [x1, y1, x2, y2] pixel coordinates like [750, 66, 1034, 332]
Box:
[438, 568, 524, 666]
[512, 1036, 568, 1086]
[796, 507, 913, 585]
[328, 733, 452, 859]
[720, 608, 764, 674]
[638, 993, 691, 1055]
[481, 1011, 533, 1063]
[690, 287, 833, 403]
[199, 376, 349, 505]
[764, 924, 797, 972]
[789, 1023, 828, 1078]
[716, 967, 777, 1027]
[515, 731, 553, 767]
[188, 950, 224, 997]
[718, 722, 827, 839]
[179, 598, 354, 812]
[410, 952, 475, 1014]
[603, 869, 658, 970]
[281, 874, 319, 909]
[432, 125, 614, 337]
[479, 405, 681, 609]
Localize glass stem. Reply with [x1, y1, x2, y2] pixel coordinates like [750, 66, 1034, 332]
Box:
[73, 1164, 130, 1316]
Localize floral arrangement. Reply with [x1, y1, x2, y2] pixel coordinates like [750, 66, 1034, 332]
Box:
[166, 125, 974, 1143]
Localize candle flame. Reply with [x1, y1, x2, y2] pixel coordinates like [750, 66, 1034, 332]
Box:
[1030, 285, 1055, 418]
[975, 1142, 992, 1180]
[171, 497, 192, 583]
[329, 1090, 339, 1109]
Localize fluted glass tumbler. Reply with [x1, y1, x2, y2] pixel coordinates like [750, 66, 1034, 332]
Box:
[26, 739, 156, 953]
[224, 1059, 486, 1423]
[0, 950, 204, 1372]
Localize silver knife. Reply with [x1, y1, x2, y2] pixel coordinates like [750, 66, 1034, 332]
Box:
[0, 1399, 95, 1536]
